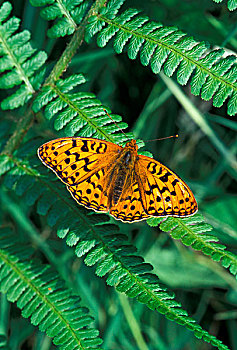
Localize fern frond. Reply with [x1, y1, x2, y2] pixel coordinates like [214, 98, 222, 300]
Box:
[0, 153, 230, 350]
[85, 1, 237, 116]
[212, 0, 237, 11]
[157, 214, 237, 278]
[33, 73, 136, 145]
[0, 227, 103, 350]
[0, 2, 47, 110]
[30, 0, 90, 38]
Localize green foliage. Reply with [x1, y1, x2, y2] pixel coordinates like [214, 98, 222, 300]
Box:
[0, 228, 102, 349]
[33, 73, 149, 149]
[212, 0, 237, 11]
[85, 1, 237, 116]
[0, 334, 9, 349]
[0, 0, 236, 349]
[0, 2, 47, 109]
[159, 214, 237, 278]
[0, 152, 230, 350]
[30, 0, 90, 38]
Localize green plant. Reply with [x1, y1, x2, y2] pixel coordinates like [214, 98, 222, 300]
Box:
[0, 1, 236, 349]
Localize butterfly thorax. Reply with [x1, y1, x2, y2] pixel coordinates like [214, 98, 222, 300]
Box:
[109, 140, 138, 206]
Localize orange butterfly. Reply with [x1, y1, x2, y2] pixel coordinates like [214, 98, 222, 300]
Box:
[38, 137, 198, 223]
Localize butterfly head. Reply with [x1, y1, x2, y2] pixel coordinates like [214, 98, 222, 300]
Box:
[125, 139, 138, 152]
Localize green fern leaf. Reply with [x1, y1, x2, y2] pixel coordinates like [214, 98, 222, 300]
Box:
[0, 2, 47, 110]
[85, 1, 237, 115]
[159, 214, 237, 278]
[32, 73, 135, 144]
[212, 0, 237, 11]
[0, 228, 103, 349]
[0, 155, 14, 175]
[30, 0, 90, 38]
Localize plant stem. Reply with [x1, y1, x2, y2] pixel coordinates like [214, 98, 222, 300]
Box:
[1, 108, 33, 156]
[45, 0, 107, 84]
[118, 293, 149, 350]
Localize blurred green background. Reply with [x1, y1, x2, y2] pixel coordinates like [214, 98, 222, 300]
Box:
[0, 0, 236, 349]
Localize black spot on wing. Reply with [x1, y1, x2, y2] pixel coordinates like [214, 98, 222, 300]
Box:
[145, 183, 159, 195]
[160, 186, 169, 194]
[159, 171, 172, 183]
[81, 140, 89, 152]
[96, 142, 107, 154]
[172, 179, 179, 187]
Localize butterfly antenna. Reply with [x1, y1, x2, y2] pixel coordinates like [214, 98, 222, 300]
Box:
[103, 109, 127, 137]
[144, 135, 178, 142]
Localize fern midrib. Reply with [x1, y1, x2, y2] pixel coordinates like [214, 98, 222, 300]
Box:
[52, 84, 121, 142]
[56, 0, 77, 29]
[0, 249, 87, 350]
[0, 32, 35, 94]
[173, 217, 237, 266]
[98, 14, 237, 92]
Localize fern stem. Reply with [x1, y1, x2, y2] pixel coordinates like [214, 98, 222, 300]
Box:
[45, 0, 107, 85]
[160, 72, 237, 171]
[0, 109, 34, 156]
[118, 293, 149, 350]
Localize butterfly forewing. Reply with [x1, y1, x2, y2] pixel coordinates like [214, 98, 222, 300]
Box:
[38, 137, 121, 187]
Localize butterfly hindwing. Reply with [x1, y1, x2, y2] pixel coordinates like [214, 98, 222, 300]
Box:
[137, 155, 198, 217]
[110, 180, 149, 222]
[67, 168, 110, 213]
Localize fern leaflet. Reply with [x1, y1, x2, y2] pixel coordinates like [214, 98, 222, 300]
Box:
[30, 0, 90, 37]
[0, 2, 47, 110]
[33, 73, 141, 146]
[0, 228, 103, 350]
[85, 1, 237, 116]
[148, 214, 237, 279]
[212, 0, 237, 11]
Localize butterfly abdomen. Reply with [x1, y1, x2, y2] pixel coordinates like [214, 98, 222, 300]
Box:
[111, 150, 134, 205]
[113, 171, 126, 205]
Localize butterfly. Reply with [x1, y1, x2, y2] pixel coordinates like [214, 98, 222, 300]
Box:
[37, 137, 198, 223]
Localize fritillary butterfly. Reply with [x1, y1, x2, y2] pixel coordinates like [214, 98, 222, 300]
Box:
[38, 137, 198, 223]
